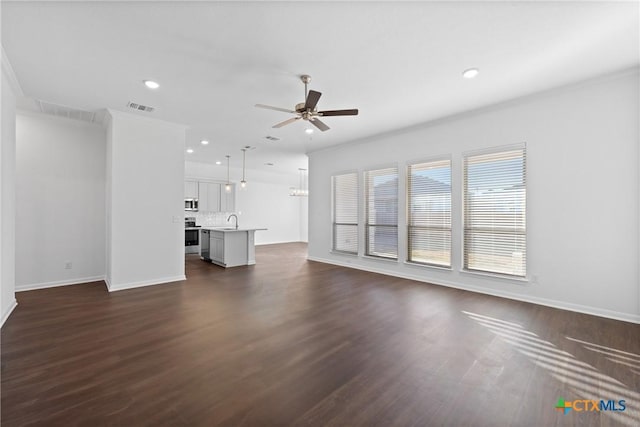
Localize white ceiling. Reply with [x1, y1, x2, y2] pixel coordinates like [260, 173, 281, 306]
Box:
[3, 1, 638, 174]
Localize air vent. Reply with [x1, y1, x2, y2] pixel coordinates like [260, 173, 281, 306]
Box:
[38, 100, 97, 123]
[127, 101, 155, 113]
[264, 135, 280, 142]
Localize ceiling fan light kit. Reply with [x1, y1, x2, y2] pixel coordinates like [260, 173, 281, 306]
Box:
[255, 74, 359, 132]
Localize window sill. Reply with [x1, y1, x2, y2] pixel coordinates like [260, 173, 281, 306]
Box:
[330, 250, 359, 257]
[404, 261, 452, 272]
[460, 269, 529, 284]
[363, 254, 398, 263]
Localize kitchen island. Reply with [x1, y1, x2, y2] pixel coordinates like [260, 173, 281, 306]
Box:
[200, 227, 266, 268]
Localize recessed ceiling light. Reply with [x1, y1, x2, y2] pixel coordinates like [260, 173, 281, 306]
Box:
[186, 148, 194, 154]
[305, 128, 314, 134]
[265, 162, 274, 166]
[143, 80, 160, 89]
[215, 161, 222, 165]
[462, 68, 479, 79]
[200, 140, 209, 145]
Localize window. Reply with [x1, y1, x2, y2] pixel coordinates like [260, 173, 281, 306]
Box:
[332, 172, 358, 254]
[463, 146, 526, 277]
[408, 159, 451, 267]
[364, 167, 398, 259]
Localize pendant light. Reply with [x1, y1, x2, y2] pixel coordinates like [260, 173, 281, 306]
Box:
[225, 155, 231, 193]
[240, 147, 248, 189]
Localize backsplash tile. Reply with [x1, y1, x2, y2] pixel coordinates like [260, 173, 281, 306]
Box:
[186, 212, 235, 227]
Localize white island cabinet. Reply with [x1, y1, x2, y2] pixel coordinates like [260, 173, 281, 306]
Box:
[200, 228, 265, 268]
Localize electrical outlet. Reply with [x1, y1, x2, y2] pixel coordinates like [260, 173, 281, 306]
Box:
[65, 261, 72, 270]
[531, 275, 539, 284]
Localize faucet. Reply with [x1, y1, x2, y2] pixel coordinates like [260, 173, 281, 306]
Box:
[227, 214, 238, 229]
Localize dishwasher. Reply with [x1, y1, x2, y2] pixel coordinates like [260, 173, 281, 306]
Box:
[200, 229, 211, 261]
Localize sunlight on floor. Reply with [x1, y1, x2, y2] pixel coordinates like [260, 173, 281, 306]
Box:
[566, 336, 640, 371]
[462, 311, 640, 427]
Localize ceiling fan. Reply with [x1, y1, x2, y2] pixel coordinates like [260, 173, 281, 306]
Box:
[255, 74, 358, 132]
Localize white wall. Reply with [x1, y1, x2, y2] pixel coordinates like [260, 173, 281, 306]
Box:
[106, 110, 186, 291]
[299, 196, 308, 243]
[1, 49, 19, 325]
[185, 161, 306, 245]
[14, 112, 106, 290]
[238, 180, 301, 244]
[308, 69, 640, 323]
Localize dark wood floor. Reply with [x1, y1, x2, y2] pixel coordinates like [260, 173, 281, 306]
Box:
[2, 243, 639, 426]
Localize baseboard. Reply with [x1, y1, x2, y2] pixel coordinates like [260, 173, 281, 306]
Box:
[307, 256, 640, 325]
[16, 275, 106, 292]
[1, 299, 18, 327]
[256, 240, 307, 246]
[106, 275, 186, 292]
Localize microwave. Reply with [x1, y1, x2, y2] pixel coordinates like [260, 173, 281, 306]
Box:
[184, 198, 199, 211]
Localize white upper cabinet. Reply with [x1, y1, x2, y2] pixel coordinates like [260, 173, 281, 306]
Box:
[188, 180, 235, 212]
[184, 180, 198, 199]
[198, 182, 221, 212]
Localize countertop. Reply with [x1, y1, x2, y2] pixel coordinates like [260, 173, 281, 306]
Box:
[200, 227, 267, 233]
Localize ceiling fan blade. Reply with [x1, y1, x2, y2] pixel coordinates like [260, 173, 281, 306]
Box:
[272, 116, 300, 128]
[305, 90, 322, 111]
[255, 104, 296, 114]
[318, 109, 359, 117]
[310, 117, 330, 132]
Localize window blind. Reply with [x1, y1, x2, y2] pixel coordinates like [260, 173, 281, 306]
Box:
[364, 167, 398, 259]
[332, 172, 359, 254]
[408, 159, 451, 267]
[463, 146, 526, 277]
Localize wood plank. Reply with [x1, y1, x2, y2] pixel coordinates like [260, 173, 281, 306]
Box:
[2, 243, 639, 426]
